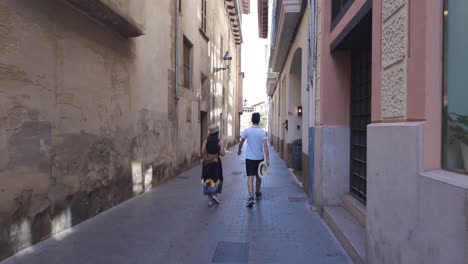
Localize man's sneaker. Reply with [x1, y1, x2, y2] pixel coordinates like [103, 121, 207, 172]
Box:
[255, 192, 262, 200]
[212, 195, 220, 204]
[246, 197, 254, 207]
[208, 200, 214, 206]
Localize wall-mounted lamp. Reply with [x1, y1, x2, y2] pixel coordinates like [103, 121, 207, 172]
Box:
[297, 106, 303, 116]
[214, 51, 233, 72]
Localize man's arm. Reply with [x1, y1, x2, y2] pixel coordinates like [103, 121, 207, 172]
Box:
[238, 138, 245, 155]
[262, 139, 270, 167]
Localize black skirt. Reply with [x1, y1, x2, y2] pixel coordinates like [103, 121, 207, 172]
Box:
[201, 158, 223, 195]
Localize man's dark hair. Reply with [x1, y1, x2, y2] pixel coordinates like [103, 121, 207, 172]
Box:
[252, 112, 261, 124]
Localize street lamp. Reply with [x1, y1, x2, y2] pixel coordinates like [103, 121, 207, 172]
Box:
[297, 106, 302, 116]
[214, 51, 233, 72]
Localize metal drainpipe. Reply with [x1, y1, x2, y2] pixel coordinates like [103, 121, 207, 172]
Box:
[175, 0, 180, 102]
[307, 0, 317, 201]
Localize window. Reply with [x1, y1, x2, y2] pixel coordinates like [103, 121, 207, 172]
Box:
[201, 73, 208, 100]
[183, 36, 193, 89]
[443, 0, 468, 174]
[201, 0, 207, 32]
[179, 0, 182, 13]
[331, 0, 352, 28]
[186, 106, 192, 123]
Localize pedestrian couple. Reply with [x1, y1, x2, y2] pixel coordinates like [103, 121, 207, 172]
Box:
[201, 112, 270, 208]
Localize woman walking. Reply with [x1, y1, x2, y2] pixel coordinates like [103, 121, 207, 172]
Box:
[201, 124, 225, 206]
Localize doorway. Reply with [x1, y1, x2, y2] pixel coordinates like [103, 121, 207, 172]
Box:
[200, 111, 208, 153]
[333, 10, 372, 204]
[349, 47, 371, 204]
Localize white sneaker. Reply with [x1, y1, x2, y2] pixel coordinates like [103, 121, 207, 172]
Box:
[212, 195, 220, 204]
[208, 200, 214, 206]
[246, 197, 254, 207]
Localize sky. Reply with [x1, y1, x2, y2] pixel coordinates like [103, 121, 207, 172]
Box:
[241, 1, 269, 107]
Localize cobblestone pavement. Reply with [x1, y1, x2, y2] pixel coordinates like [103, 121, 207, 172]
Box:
[2, 144, 350, 264]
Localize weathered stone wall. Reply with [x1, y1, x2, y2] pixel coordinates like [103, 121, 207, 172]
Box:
[0, 1, 140, 258]
[0, 0, 241, 260]
[381, 0, 408, 119]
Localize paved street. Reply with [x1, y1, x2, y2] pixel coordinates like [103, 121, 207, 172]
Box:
[2, 145, 350, 264]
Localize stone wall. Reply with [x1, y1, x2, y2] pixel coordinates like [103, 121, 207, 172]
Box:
[381, 0, 408, 119]
[368, 123, 468, 264]
[0, 0, 241, 259]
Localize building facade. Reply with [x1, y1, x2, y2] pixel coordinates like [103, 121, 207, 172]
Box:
[263, 0, 312, 193]
[263, 0, 468, 263]
[0, 0, 245, 259]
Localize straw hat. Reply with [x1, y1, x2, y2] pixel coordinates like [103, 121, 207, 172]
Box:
[257, 161, 269, 178]
[209, 124, 220, 134]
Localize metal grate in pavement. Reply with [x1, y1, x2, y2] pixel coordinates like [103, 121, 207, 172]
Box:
[212, 241, 249, 263]
[231, 171, 243, 175]
[288, 197, 307, 202]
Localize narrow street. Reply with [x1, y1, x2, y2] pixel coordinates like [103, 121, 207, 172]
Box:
[1, 145, 350, 264]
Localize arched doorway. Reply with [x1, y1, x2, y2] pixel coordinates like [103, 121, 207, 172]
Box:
[286, 48, 302, 168]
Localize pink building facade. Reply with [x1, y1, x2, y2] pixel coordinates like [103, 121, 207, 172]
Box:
[264, 0, 468, 262]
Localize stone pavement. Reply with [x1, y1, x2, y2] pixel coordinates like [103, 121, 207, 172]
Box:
[2, 144, 350, 264]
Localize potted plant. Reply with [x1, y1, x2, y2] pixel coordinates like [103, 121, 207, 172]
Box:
[291, 139, 302, 171]
[449, 113, 468, 170]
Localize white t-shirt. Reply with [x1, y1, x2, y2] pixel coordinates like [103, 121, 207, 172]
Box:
[240, 125, 267, 160]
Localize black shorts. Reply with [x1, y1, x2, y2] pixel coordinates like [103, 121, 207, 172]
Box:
[246, 159, 264, 177]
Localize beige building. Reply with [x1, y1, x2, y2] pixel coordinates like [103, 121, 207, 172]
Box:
[264, 0, 468, 263]
[263, 0, 312, 189]
[0, 0, 245, 259]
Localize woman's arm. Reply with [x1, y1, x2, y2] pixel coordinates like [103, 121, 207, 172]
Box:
[219, 139, 226, 156]
[201, 139, 207, 155]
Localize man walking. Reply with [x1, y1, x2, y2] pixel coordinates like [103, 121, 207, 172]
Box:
[238, 112, 270, 207]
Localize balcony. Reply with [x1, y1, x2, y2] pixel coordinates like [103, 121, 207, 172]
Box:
[63, 0, 145, 38]
[266, 70, 278, 96]
[258, 0, 269, 38]
[269, 0, 302, 72]
[225, 0, 243, 44]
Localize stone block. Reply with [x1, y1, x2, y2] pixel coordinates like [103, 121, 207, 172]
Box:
[417, 176, 466, 264]
[382, 7, 407, 69]
[367, 123, 422, 264]
[382, 0, 406, 21]
[315, 126, 350, 207]
[381, 64, 406, 119]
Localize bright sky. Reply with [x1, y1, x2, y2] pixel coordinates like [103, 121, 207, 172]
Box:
[241, 1, 269, 107]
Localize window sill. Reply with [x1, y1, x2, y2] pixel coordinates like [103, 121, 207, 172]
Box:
[199, 28, 209, 42]
[420, 169, 468, 191]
